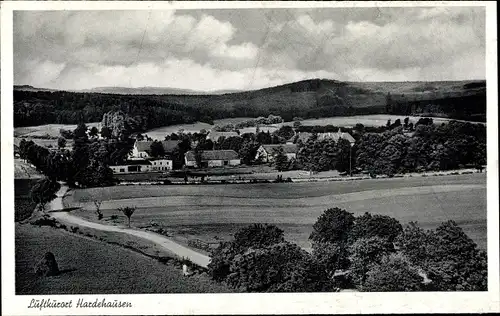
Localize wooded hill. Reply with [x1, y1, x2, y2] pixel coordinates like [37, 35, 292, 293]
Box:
[14, 78, 486, 128]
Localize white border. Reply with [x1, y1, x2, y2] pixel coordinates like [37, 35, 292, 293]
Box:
[1, 1, 499, 315]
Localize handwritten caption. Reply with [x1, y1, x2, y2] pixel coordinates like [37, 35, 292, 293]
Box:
[28, 298, 132, 310]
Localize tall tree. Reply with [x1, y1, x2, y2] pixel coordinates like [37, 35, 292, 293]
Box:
[273, 147, 289, 172]
[150, 140, 165, 158]
[30, 178, 61, 213]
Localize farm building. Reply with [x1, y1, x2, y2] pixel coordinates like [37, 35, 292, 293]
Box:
[130, 140, 180, 159]
[110, 158, 173, 174]
[206, 130, 239, 142]
[255, 144, 298, 163]
[110, 160, 152, 174]
[287, 132, 313, 144]
[317, 129, 356, 144]
[184, 150, 241, 168]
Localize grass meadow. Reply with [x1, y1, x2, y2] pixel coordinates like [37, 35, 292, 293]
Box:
[64, 173, 487, 251]
[15, 224, 233, 294]
[143, 114, 478, 140]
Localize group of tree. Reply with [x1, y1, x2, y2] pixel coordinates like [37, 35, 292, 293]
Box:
[207, 224, 332, 292]
[213, 115, 285, 132]
[356, 120, 486, 176]
[207, 208, 487, 292]
[296, 136, 354, 173]
[19, 122, 132, 188]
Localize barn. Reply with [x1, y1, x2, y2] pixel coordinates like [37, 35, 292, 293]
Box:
[184, 150, 241, 168]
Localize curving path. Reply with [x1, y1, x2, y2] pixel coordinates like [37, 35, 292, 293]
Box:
[48, 185, 211, 268]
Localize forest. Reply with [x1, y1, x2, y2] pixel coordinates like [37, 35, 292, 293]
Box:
[14, 79, 486, 129]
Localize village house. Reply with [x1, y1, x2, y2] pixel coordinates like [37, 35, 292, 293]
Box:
[109, 157, 173, 174]
[205, 130, 239, 143]
[317, 129, 356, 144]
[150, 159, 173, 171]
[109, 159, 152, 174]
[287, 132, 313, 144]
[130, 140, 180, 159]
[184, 150, 241, 168]
[255, 144, 298, 163]
[286, 129, 355, 145]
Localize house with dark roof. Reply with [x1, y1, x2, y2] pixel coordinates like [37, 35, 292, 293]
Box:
[130, 140, 180, 159]
[287, 132, 313, 144]
[255, 144, 298, 163]
[109, 159, 152, 174]
[184, 150, 241, 168]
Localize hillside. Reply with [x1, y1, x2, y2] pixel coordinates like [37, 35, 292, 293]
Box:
[14, 78, 486, 128]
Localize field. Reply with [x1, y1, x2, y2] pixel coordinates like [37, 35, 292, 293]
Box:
[14, 122, 101, 138]
[15, 223, 233, 294]
[144, 114, 482, 140]
[64, 173, 487, 251]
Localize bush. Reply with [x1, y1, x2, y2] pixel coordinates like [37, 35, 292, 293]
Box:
[30, 214, 58, 228]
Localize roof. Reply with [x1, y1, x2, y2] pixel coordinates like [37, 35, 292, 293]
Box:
[112, 159, 152, 166]
[185, 150, 240, 162]
[206, 131, 239, 140]
[317, 132, 355, 143]
[288, 132, 312, 143]
[261, 144, 297, 154]
[135, 140, 180, 153]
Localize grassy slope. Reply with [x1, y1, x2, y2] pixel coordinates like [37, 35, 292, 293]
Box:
[64, 174, 486, 250]
[15, 224, 233, 294]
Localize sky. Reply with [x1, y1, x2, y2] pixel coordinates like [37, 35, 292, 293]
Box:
[14, 6, 485, 92]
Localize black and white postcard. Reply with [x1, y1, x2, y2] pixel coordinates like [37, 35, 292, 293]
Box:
[1, 1, 499, 315]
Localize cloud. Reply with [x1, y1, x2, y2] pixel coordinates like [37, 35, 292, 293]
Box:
[14, 7, 486, 91]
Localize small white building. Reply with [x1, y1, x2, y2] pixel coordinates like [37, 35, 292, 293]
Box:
[150, 159, 173, 171]
[184, 150, 241, 168]
[131, 140, 180, 159]
[255, 144, 297, 163]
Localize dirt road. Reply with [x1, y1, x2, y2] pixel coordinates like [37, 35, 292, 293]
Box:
[49, 185, 211, 268]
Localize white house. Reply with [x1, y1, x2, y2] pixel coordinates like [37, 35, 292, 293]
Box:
[130, 140, 180, 159]
[184, 150, 241, 168]
[255, 144, 297, 163]
[150, 159, 173, 171]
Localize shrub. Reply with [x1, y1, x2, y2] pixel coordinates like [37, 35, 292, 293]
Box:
[30, 214, 58, 228]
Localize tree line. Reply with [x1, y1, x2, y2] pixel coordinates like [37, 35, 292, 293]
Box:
[207, 208, 487, 292]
